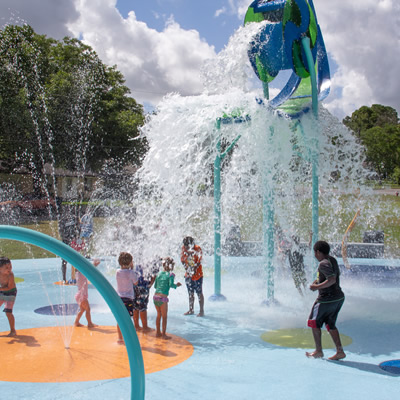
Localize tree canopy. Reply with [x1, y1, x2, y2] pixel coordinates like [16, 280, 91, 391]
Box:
[0, 24, 147, 190]
[343, 104, 400, 181]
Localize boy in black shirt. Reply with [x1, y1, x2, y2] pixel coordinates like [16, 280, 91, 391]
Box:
[306, 240, 346, 360]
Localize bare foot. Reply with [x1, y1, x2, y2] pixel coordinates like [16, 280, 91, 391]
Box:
[87, 323, 98, 328]
[328, 351, 346, 361]
[156, 332, 162, 338]
[142, 327, 152, 333]
[7, 330, 17, 337]
[306, 351, 324, 359]
[74, 322, 84, 327]
[197, 311, 204, 317]
[184, 310, 194, 315]
[162, 334, 171, 340]
[135, 326, 142, 331]
[117, 339, 125, 345]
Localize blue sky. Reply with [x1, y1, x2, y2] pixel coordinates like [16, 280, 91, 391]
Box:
[116, 0, 240, 52]
[0, 0, 399, 119]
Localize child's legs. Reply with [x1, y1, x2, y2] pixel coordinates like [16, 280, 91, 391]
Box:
[139, 290, 150, 329]
[133, 310, 140, 329]
[311, 327, 322, 352]
[194, 278, 204, 313]
[5, 311, 15, 333]
[3, 299, 16, 333]
[82, 299, 94, 325]
[139, 310, 148, 329]
[185, 278, 195, 312]
[328, 328, 343, 351]
[117, 325, 123, 341]
[75, 299, 92, 325]
[74, 300, 85, 325]
[188, 292, 194, 311]
[61, 259, 67, 281]
[160, 302, 168, 335]
[155, 305, 162, 335]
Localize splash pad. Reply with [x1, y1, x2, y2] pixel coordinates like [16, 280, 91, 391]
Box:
[1, 1, 400, 399]
[1, 256, 400, 400]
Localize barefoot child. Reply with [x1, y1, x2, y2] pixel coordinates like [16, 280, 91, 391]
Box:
[116, 252, 138, 344]
[306, 240, 346, 360]
[133, 263, 156, 332]
[0, 257, 17, 336]
[181, 237, 204, 317]
[153, 257, 181, 339]
[74, 258, 101, 328]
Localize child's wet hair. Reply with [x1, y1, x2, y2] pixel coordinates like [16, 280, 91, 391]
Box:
[162, 257, 175, 270]
[313, 240, 330, 255]
[0, 257, 11, 268]
[183, 236, 194, 247]
[118, 252, 133, 267]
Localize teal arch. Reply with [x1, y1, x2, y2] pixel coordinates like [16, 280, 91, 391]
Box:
[0, 225, 145, 400]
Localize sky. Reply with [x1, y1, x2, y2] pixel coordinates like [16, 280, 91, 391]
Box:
[0, 0, 399, 119]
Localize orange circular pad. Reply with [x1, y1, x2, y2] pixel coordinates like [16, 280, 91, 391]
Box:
[0, 326, 193, 382]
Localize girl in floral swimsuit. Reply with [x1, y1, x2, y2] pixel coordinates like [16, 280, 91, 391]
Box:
[153, 257, 181, 339]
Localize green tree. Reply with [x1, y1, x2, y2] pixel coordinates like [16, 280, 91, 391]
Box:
[343, 104, 399, 138]
[0, 25, 147, 193]
[343, 104, 400, 181]
[360, 125, 400, 179]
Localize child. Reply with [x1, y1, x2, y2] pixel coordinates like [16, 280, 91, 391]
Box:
[116, 252, 138, 344]
[181, 237, 204, 316]
[0, 257, 17, 337]
[306, 240, 346, 360]
[69, 235, 86, 284]
[288, 235, 307, 295]
[153, 257, 181, 339]
[133, 263, 156, 332]
[80, 212, 94, 240]
[74, 258, 101, 328]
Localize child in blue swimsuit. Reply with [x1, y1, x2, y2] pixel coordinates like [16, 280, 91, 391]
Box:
[153, 257, 181, 339]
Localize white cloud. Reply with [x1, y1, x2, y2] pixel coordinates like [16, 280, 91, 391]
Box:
[236, 0, 253, 19]
[68, 0, 216, 105]
[315, 0, 400, 117]
[0, 0, 78, 39]
[215, 7, 227, 18]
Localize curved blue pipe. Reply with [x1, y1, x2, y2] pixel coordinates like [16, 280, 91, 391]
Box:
[0, 225, 145, 400]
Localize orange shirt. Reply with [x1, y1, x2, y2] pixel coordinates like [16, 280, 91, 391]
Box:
[181, 245, 203, 281]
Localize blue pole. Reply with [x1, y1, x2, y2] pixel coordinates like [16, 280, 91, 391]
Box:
[0, 225, 145, 400]
[210, 118, 226, 301]
[263, 182, 275, 302]
[263, 126, 275, 304]
[301, 36, 319, 261]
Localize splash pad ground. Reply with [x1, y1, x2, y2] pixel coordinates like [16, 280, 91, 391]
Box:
[1, 257, 400, 399]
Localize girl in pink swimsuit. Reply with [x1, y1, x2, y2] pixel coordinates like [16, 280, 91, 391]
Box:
[74, 259, 100, 328]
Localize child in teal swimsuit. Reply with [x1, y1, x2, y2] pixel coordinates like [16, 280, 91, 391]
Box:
[153, 257, 181, 339]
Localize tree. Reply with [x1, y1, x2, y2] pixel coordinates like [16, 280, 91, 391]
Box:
[0, 24, 147, 194]
[360, 125, 400, 178]
[343, 104, 399, 138]
[343, 104, 400, 180]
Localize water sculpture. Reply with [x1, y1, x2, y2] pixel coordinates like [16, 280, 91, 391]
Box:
[123, 0, 373, 313]
[212, 0, 330, 302]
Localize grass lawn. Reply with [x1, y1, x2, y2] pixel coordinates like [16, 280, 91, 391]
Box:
[0, 218, 106, 260]
[1, 193, 400, 259]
